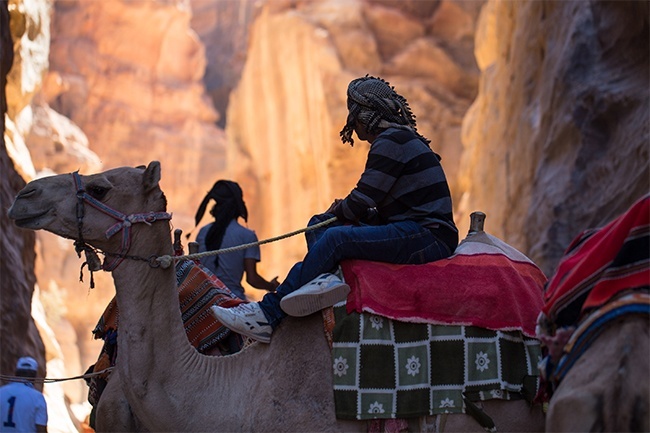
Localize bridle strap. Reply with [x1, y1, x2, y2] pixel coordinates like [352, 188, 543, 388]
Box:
[72, 171, 172, 271]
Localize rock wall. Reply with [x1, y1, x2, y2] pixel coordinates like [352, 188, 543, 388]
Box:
[458, 0, 649, 275]
[189, 0, 259, 128]
[23, 0, 233, 377]
[1, 0, 44, 386]
[45, 0, 228, 232]
[3, 0, 232, 430]
[2, 1, 90, 431]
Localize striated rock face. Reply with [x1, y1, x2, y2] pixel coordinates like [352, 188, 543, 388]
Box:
[1, 0, 45, 386]
[0, 142, 46, 388]
[2, 2, 94, 430]
[0, 127, 45, 388]
[45, 0, 228, 232]
[457, 0, 649, 275]
[189, 0, 259, 128]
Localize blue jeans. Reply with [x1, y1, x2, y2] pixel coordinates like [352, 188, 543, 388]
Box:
[259, 213, 452, 328]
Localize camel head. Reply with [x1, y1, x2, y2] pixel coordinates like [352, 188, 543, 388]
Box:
[8, 161, 168, 259]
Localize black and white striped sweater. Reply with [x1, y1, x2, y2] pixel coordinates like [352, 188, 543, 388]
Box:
[333, 127, 458, 250]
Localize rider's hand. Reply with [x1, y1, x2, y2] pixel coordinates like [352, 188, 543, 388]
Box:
[326, 198, 342, 214]
[268, 277, 280, 292]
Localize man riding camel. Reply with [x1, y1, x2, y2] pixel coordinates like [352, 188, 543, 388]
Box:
[211, 75, 458, 343]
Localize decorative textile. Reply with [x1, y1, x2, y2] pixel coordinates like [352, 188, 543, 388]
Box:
[322, 307, 336, 350]
[535, 194, 650, 401]
[92, 259, 245, 353]
[536, 292, 650, 403]
[176, 260, 246, 351]
[340, 75, 427, 147]
[541, 194, 649, 327]
[554, 292, 650, 383]
[331, 303, 541, 421]
[342, 231, 546, 338]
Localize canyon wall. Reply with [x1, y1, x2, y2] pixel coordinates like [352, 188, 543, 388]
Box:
[2, 1, 83, 432]
[458, 0, 649, 275]
[1, 0, 44, 383]
[1, 0, 648, 431]
[190, 0, 258, 128]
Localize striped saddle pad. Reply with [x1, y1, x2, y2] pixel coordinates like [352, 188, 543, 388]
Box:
[92, 259, 245, 353]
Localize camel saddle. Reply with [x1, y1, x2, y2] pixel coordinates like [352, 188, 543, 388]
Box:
[536, 194, 650, 399]
[323, 230, 547, 421]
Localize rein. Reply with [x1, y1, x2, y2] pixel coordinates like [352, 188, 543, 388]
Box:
[72, 171, 172, 286]
[0, 367, 114, 384]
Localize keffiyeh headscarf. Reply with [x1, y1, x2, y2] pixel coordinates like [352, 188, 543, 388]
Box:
[339, 75, 430, 147]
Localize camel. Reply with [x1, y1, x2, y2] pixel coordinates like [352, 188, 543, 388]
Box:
[9, 161, 545, 432]
[544, 316, 649, 432]
[537, 195, 649, 432]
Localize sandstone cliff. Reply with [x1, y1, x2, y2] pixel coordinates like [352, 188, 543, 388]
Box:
[459, 0, 649, 275]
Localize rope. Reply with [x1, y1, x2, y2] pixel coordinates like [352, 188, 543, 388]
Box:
[156, 216, 338, 268]
[0, 367, 114, 384]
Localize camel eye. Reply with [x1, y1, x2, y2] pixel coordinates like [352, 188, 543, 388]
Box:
[87, 185, 109, 200]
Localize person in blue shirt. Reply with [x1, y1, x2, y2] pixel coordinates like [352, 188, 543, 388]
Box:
[194, 180, 279, 300]
[211, 75, 457, 343]
[0, 357, 48, 433]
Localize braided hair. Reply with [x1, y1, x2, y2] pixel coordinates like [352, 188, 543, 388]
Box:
[339, 75, 431, 148]
[193, 180, 248, 269]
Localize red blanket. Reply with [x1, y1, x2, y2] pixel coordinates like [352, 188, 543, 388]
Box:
[342, 231, 546, 337]
[542, 194, 650, 324]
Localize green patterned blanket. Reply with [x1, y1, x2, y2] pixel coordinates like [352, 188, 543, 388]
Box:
[331, 303, 541, 420]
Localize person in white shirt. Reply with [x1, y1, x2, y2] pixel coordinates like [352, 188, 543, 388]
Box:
[0, 357, 47, 433]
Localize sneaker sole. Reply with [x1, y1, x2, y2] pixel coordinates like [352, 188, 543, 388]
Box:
[280, 283, 351, 317]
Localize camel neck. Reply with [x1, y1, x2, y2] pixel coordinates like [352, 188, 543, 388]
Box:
[110, 222, 198, 401]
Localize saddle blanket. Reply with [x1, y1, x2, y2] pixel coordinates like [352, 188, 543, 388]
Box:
[554, 291, 650, 382]
[341, 231, 547, 338]
[541, 193, 649, 327]
[93, 259, 244, 353]
[330, 303, 541, 420]
[534, 194, 649, 401]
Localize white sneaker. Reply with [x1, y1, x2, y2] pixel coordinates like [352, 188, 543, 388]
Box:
[280, 273, 350, 317]
[209, 303, 272, 343]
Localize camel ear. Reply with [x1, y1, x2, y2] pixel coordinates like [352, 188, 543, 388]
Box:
[143, 161, 161, 192]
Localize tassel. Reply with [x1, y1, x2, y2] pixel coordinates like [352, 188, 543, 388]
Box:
[84, 248, 102, 272]
[79, 262, 96, 289]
